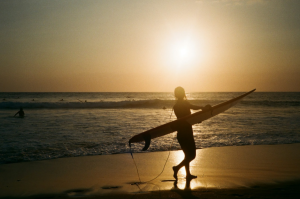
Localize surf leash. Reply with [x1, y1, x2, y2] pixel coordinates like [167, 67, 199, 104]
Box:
[129, 108, 176, 186]
[129, 146, 142, 184]
[129, 133, 176, 186]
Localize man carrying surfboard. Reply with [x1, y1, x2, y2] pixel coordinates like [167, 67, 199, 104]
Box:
[172, 86, 209, 180]
[129, 88, 255, 181]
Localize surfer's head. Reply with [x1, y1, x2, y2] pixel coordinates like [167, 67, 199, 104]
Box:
[174, 86, 186, 100]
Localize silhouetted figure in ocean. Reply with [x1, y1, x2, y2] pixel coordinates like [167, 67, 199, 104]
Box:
[172, 87, 210, 180]
[14, 107, 25, 118]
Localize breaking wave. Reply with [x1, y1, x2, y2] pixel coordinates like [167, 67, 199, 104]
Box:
[0, 100, 213, 109]
[1, 99, 299, 109]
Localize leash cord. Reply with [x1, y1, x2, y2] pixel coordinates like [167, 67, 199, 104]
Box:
[130, 146, 142, 183]
[129, 133, 175, 184]
[129, 108, 176, 184]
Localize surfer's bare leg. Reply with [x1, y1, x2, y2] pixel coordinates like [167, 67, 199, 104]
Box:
[173, 157, 197, 179]
[185, 163, 197, 179]
[173, 158, 187, 180]
[173, 166, 179, 180]
[185, 162, 191, 176]
[175, 125, 196, 179]
[183, 153, 197, 179]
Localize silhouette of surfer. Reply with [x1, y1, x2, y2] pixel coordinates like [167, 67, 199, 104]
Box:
[172, 87, 210, 180]
[14, 107, 25, 117]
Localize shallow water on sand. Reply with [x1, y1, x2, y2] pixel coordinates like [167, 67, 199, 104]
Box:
[0, 92, 299, 164]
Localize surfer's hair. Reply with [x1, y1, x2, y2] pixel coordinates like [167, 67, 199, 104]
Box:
[174, 86, 186, 100]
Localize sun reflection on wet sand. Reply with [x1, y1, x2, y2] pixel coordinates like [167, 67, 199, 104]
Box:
[171, 150, 206, 190]
[174, 178, 206, 190]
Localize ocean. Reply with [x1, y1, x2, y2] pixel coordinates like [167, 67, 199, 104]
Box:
[0, 92, 299, 164]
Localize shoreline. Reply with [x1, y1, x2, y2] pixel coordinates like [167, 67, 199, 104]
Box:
[2, 142, 300, 165]
[1, 143, 300, 198]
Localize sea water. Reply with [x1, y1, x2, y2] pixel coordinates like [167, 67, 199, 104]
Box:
[0, 92, 299, 164]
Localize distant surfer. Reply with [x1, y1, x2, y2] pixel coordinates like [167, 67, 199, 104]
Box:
[172, 86, 210, 180]
[14, 107, 25, 118]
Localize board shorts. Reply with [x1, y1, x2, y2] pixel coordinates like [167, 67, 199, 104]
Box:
[176, 120, 196, 160]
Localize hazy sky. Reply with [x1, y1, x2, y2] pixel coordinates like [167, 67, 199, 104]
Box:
[1, 0, 300, 92]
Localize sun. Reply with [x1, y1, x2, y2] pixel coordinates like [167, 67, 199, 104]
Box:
[165, 39, 198, 69]
[161, 34, 207, 73]
[179, 47, 189, 60]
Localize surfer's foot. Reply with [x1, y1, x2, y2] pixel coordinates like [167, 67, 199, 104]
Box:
[173, 166, 179, 180]
[186, 174, 197, 179]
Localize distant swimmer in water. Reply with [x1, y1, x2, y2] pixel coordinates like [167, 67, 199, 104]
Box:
[14, 107, 25, 118]
[60, 99, 63, 101]
[172, 86, 210, 180]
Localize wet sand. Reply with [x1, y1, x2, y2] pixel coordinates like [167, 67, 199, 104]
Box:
[1, 144, 300, 198]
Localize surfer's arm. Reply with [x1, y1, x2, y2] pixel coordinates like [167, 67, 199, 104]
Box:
[188, 102, 213, 111]
[188, 103, 204, 110]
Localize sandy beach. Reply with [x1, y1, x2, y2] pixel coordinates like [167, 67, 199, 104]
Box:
[2, 1, 300, 198]
[1, 143, 300, 198]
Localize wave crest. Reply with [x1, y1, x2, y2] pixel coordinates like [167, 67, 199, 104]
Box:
[1, 99, 299, 109]
[0, 99, 174, 109]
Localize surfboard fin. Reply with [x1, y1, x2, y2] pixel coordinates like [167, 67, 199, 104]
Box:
[142, 133, 151, 151]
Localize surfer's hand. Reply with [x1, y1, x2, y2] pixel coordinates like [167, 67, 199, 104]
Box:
[202, 104, 211, 111]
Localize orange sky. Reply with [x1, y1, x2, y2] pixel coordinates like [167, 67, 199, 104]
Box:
[1, 0, 300, 92]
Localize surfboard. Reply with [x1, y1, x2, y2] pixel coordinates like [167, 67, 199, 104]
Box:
[129, 89, 256, 151]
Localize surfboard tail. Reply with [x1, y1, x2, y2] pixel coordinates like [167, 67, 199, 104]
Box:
[141, 133, 151, 151]
[129, 133, 152, 151]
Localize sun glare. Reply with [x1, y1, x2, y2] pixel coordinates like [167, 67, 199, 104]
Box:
[164, 37, 204, 71]
[173, 41, 194, 65]
[179, 47, 189, 60]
